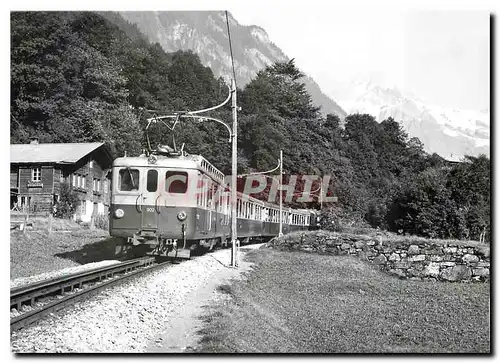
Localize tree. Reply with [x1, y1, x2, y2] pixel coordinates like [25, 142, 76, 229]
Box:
[446, 155, 490, 241]
[387, 167, 468, 239]
[240, 59, 320, 120]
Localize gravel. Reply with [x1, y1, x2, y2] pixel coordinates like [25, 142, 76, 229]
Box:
[10, 247, 257, 353]
[10, 260, 121, 289]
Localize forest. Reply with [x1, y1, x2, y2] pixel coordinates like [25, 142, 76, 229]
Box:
[10, 11, 490, 242]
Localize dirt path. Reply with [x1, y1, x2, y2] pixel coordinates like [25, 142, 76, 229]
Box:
[146, 245, 262, 352]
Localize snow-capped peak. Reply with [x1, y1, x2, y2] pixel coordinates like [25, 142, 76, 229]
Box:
[329, 78, 490, 161]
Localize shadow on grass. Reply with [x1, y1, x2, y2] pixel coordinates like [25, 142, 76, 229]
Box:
[54, 236, 128, 264]
[216, 284, 235, 297]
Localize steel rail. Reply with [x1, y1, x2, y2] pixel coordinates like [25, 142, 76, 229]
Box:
[10, 257, 168, 331]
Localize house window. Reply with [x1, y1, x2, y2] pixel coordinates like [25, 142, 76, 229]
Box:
[81, 176, 85, 189]
[31, 167, 41, 182]
[89, 160, 93, 168]
[72, 174, 76, 187]
[93, 178, 101, 192]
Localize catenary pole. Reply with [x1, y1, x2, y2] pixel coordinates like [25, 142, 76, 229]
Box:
[231, 79, 238, 267]
[279, 149, 283, 237]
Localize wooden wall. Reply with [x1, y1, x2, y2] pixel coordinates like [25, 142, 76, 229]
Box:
[12, 147, 112, 213]
[10, 166, 18, 189]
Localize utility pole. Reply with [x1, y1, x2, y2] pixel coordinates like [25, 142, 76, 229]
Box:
[279, 149, 283, 237]
[143, 82, 235, 266]
[231, 79, 238, 267]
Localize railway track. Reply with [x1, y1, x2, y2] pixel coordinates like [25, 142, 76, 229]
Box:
[10, 257, 170, 331]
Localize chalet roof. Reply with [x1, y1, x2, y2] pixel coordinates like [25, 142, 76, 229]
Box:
[10, 142, 110, 164]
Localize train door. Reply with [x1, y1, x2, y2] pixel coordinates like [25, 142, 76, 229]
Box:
[197, 173, 208, 236]
[141, 169, 159, 230]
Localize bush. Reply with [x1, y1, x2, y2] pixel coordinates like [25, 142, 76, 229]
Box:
[319, 206, 369, 232]
[54, 183, 80, 219]
[94, 214, 109, 230]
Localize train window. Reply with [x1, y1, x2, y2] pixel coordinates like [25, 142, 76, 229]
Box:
[210, 182, 217, 210]
[203, 176, 208, 207]
[165, 171, 188, 194]
[119, 168, 139, 191]
[196, 175, 202, 206]
[146, 170, 158, 192]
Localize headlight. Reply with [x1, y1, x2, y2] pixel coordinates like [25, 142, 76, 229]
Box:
[115, 208, 125, 218]
[177, 211, 187, 221]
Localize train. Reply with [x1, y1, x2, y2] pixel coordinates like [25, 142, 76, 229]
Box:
[109, 145, 319, 258]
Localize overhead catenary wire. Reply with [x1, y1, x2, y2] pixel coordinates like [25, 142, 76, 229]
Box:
[225, 10, 237, 89]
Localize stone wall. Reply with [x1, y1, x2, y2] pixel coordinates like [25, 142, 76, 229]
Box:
[270, 231, 490, 282]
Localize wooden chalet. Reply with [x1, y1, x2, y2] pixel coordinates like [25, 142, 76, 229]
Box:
[10, 139, 113, 221]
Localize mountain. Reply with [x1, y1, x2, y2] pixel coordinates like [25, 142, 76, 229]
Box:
[329, 78, 490, 161]
[114, 11, 347, 118]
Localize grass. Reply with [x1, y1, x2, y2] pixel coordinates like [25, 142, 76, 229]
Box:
[195, 249, 490, 353]
[11, 214, 81, 231]
[10, 227, 123, 280]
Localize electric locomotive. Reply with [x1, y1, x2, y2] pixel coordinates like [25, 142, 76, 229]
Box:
[109, 145, 317, 259]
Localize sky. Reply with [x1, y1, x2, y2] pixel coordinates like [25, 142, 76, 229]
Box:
[228, 0, 491, 111]
[2, 0, 493, 113]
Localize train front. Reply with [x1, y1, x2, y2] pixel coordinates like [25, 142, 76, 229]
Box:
[109, 155, 199, 258]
